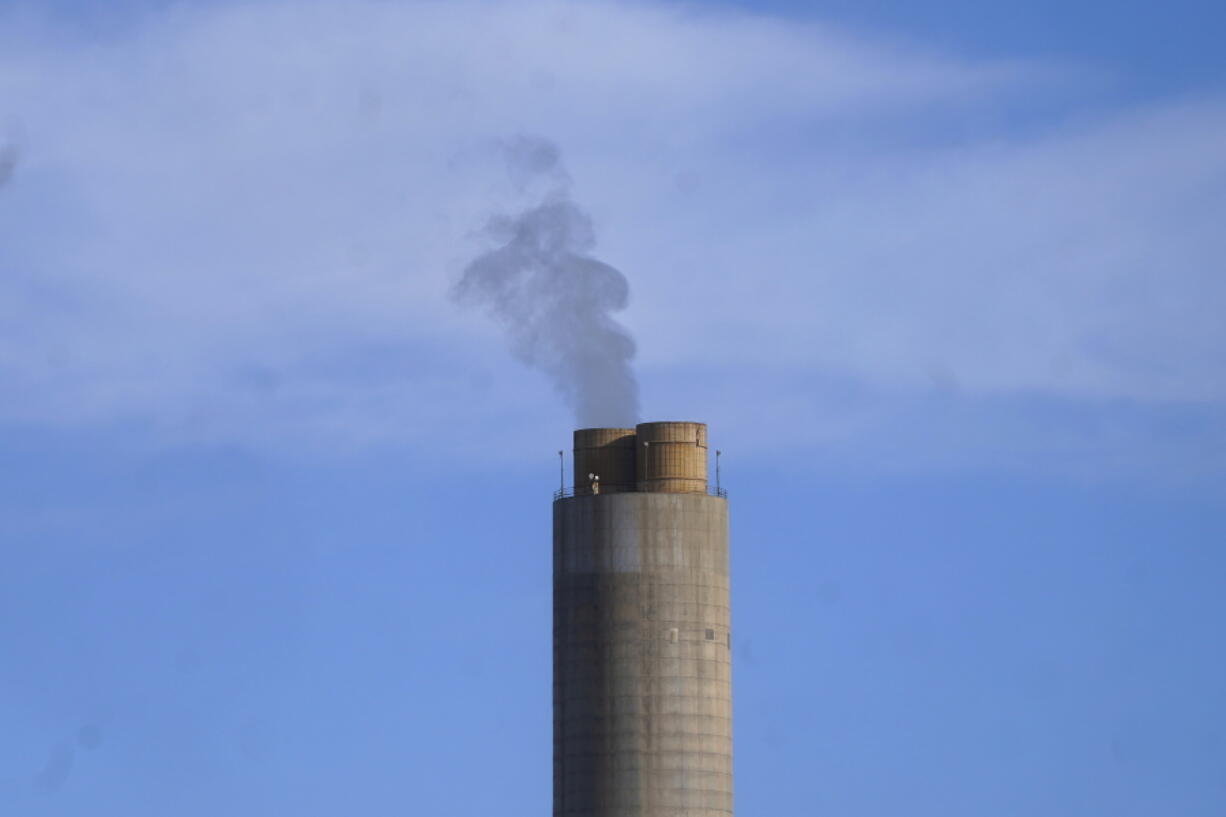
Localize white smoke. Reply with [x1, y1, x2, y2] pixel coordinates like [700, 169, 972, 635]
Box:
[454, 136, 640, 428]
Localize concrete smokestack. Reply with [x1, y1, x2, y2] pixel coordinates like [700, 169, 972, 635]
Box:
[553, 421, 732, 816]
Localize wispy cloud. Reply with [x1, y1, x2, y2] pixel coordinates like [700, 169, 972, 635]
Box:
[0, 0, 1221, 474]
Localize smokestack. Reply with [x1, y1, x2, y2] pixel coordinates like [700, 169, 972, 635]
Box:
[553, 421, 732, 816]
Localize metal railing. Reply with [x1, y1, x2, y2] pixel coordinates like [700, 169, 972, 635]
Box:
[553, 485, 727, 501]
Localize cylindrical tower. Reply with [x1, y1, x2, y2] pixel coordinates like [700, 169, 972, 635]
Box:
[554, 421, 732, 817]
[574, 427, 637, 495]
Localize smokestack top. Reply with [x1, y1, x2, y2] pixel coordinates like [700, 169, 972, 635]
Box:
[571, 421, 709, 495]
[573, 427, 636, 495]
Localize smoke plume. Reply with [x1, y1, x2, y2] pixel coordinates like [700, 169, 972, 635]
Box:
[454, 136, 639, 427]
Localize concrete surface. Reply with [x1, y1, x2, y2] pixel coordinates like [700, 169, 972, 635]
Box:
[553, 489, 732, 817]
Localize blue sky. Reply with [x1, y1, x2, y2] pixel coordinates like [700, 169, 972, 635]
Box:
[1, 1, 1224, 815]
